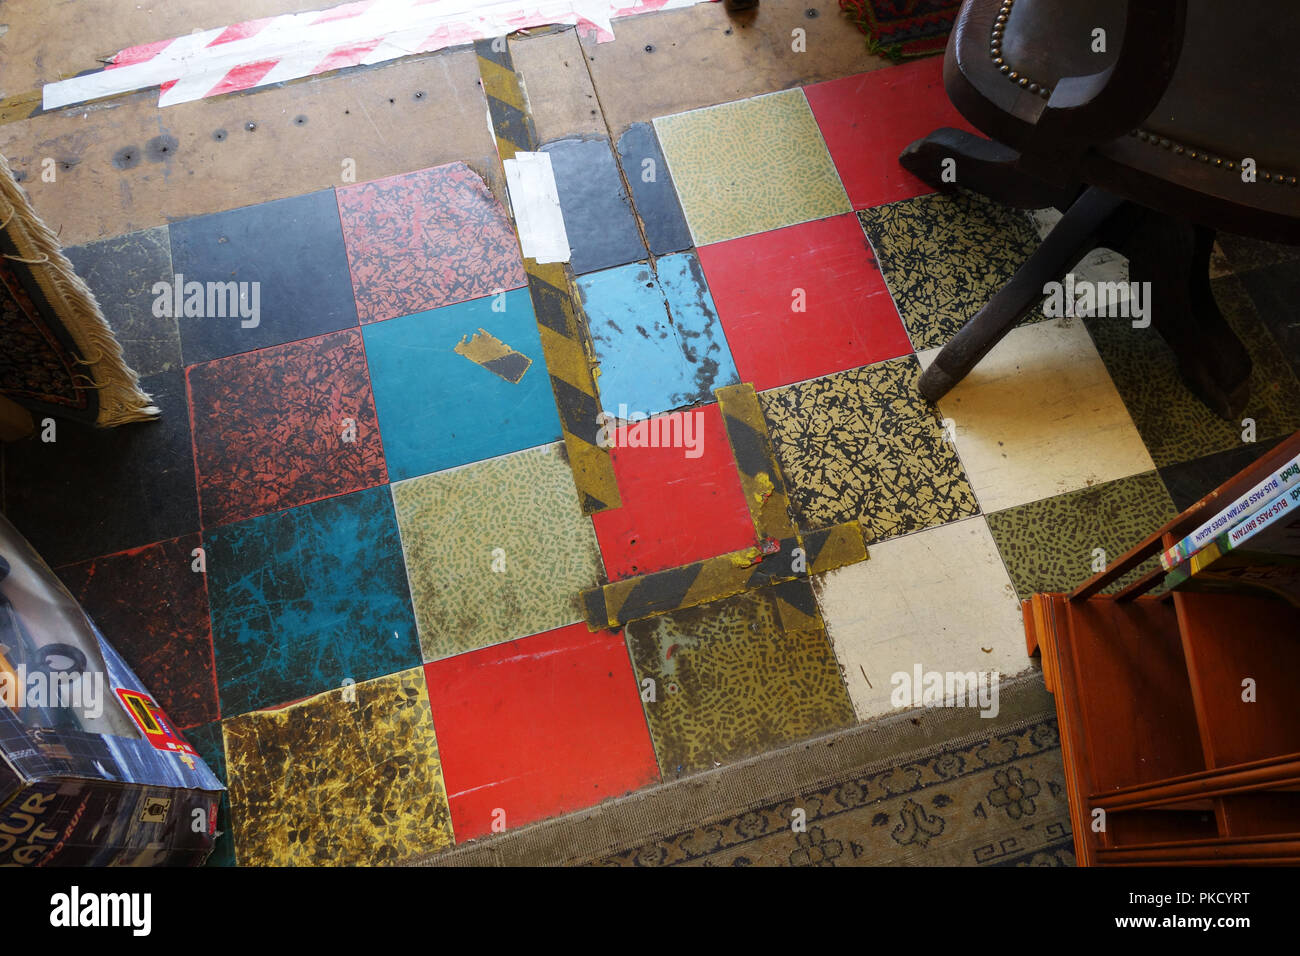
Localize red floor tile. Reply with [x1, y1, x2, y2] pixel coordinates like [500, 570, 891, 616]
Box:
[591, 403, 757, 579]
[804, 58, 979, 210]
[56, 534, 217, 730]
[697, 214, 912, 391]
[187, 329, 388, 528]
[424, 623, 660, 842]
[336, 162, 527, 323]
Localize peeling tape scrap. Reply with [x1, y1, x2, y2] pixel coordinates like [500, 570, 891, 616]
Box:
[503, 151, 571, 264]
[43, 0, 712, 111]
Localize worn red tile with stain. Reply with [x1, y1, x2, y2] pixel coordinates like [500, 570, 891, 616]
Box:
[424, 622, 660, 842]
[804, 57, 980, 209]
[698, 213, 912, 391]
[591, 402, 757, 579]
[336, 162, 527, 323]
[56, 533, 217, 729]
[187, 329, 387, 528]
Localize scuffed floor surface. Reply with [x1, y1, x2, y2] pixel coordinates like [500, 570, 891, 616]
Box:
[5, 7, 1300, 866]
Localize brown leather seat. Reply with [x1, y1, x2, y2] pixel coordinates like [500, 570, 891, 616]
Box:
[949, 0, 1300, 241]
[902, 0, 1299, 417]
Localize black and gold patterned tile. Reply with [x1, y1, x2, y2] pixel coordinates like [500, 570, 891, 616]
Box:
[759, 356, 980, 544]
[624, 581, 855, 778]
[1085, 275, 1300, 469]
[984, 471, 1179, 601]
[858, 190, 1045, 351]
[224, 668, 454, 866]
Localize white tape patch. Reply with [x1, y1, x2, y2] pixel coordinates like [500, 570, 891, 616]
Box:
[42, 0, 710, 111]
[503, 151, 571, 264]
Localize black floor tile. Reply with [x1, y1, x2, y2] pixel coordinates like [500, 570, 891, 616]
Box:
[617, 123, 692, 257]
[168, 190, 358, 364]
[540, 135, 646, 275]
[2, 369, 199, 566]
[64, 226, 180, 376]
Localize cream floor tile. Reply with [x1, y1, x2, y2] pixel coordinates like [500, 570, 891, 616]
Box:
[815, 517, 1030, 722]
[917, 318, 1154, 514]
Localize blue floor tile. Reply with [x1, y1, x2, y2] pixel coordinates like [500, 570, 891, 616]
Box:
[362, 289, 562, 480]
[169, 189, 358, 364]
[579, 252, 740, 417]
[204, 486, 421, 716]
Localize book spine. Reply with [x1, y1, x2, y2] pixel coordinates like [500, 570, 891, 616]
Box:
[1166, 484, 1300, 587]
[1158, 454, 1300, 570]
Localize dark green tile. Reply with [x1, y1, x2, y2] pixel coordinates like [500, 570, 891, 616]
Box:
[986, 471, 1178, 600]
[1085, 275, 1300, 469]
[1158, 437, 1285, 512]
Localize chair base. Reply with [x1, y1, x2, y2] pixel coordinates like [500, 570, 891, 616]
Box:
[906, 129, 1253, 421]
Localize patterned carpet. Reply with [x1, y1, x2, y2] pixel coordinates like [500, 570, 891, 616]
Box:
[839, 0, 962, 60]
[411, 672, 1075, 867]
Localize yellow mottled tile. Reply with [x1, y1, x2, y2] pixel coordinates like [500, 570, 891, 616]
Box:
[918, 319, 1155, 513]
[224, 668, 454, 866]
[654, 89, 850, 245]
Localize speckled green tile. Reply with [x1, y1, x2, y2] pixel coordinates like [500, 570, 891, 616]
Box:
[759, 356, 980, 544]
[224, 668, 454, 866]
[392, 442, 603, 661]
[985, 471, 1178, 601]
[654, 89, 850, 246]
[1085, 275, 1300, 469]
[858, 191, 1044, 351]
[625, 582, 855, 778]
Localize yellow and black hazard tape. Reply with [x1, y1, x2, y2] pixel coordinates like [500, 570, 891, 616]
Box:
[0, 89, 45, 128]
[581, 521, 868, 630]
[475, 38, 620, 514]
[579, 376, 871, 629]
[715, 382, 798, 541]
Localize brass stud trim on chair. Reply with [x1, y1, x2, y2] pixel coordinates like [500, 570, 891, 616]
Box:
[991, 2, 1298, 186]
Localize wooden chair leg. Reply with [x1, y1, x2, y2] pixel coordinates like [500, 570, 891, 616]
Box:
[899, 127, 1081, 210]
[1110, 212, 1252, 420]
[918, 187, 1128, 403]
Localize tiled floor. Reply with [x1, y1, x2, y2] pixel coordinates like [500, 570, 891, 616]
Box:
[6, 27, 1299, 867]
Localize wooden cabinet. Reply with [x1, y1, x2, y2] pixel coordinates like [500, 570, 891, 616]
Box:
[1025, 433, 1300, 865]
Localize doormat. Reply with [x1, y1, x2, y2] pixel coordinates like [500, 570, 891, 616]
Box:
[407, 671, 1075, 867]
[839, 0, 961, 61]
[1, 153, 156, 427]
